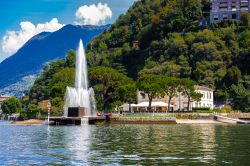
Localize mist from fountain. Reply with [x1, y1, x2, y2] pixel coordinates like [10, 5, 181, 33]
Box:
[64, 39, 96, 117]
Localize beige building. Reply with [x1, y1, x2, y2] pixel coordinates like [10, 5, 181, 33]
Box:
[120, 85, 214, 112]
[38, 100, 50, 109]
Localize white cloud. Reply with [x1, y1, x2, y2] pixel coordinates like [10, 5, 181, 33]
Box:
[1, 18, 64, 58]
[75, 3, 112, 25]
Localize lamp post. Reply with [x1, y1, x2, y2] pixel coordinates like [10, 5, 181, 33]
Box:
[47, 101, 51, 125]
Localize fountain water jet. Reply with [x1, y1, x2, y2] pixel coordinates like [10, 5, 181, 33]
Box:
[64, 39, 96, 117]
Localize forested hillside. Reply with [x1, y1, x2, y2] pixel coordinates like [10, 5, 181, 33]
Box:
[28, 0, 250, 112]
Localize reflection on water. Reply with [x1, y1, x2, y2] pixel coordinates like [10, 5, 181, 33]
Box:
[0, 122, 250, 165]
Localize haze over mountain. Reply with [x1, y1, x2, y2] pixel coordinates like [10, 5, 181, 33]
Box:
[0, 24, 108, 96]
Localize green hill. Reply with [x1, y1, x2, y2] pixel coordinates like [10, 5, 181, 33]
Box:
[28, 0, 250, 113]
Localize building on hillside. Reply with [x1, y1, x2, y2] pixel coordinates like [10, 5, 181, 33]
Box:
[38, 100, 50, 109]
[0, 95, 11, 114]
[120, 85, 214, 112]
[210, 0, 250, 23]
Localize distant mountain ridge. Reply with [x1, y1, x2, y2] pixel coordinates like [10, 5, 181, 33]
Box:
[0, 24, 108, 96]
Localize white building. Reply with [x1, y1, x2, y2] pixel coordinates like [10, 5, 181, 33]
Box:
[192, 86, 214, 109]
[120, 85, 214, 112]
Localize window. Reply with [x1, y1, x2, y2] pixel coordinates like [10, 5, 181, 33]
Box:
[232, 13, 237, 19]
[214, 15, 219, 21]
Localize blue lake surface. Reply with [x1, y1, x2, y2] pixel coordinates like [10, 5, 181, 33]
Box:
[0, 121, 250, 165]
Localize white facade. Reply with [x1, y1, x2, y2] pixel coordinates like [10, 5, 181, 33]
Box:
[134, 85, 214, 111]
[192, 86, 214, 110]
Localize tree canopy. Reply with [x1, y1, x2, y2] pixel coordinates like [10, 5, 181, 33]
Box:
[89, 66, 135, 111]
[1, 97, 22, 115]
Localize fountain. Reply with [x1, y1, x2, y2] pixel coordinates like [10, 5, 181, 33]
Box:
[64, 39, 96, 117]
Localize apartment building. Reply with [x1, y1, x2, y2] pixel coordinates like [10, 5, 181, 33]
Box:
[210, 0, 250, 22]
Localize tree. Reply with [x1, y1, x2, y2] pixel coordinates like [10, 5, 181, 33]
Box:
[89, 66, 134, 111]
[160, 77, 179, 112]
[1, 97, 22, 115]
[240, 12, 250, 28]
[118, 83, 137, 111]
[190, 91, 203, 105]
[180, 78, 201, 111]
[137, 75, 163, 110]
[214, 89, 229, 103]
[22, 104, 42, 119]
[230, 84, 250, 112]
[224, 66, 241, 86]
[50, 68, 75, 98]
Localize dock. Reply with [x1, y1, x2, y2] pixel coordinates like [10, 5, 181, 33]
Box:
[49, 116, 106, 125]
[214, 115, 250, 124]
[48, 116, 176, 125]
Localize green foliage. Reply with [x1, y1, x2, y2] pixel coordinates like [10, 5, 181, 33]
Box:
[137, 74, 163, 110]
[230, 84, 250, 112]
[176, 113, 200, 119]
[89, 66, 134, 111]
[160, 76, 179, 111]
[180, 78, 202, 111]
[224, 66, 241, 86]
[118, 83, 137, 104]
[214, 89, 229, 102]
[240, 12, 250, 28]
[28, 50, 76, 114]
[1, 97, 22, 115]
[192, 107, 210, 111]
[20, 104, 42, 120]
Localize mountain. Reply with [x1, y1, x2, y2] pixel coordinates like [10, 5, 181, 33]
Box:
[0, 24, 108, 96]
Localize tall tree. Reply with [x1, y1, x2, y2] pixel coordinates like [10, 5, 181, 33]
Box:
[89, 66, 134, 111]
[118, 83, 137, 111]
[230, 83, 250, 112]
[1, 97, 22, 115]
[180, 78, 202, 111]
[240, 12, 250, 28]
[137, 75, 163, 110]
[160, 76, 179, 112]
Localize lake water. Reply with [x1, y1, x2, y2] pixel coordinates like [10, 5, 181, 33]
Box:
[0, 121, 250, 165]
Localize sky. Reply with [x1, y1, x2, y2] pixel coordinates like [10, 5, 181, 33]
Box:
[0, 0, 136, 62]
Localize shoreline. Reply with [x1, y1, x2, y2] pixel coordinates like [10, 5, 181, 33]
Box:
[8, 119, 221, 125]
[176, 119, 222, 124]
[11, 119, 45, 125]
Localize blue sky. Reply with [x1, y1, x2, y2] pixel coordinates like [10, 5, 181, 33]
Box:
[0, 0, 136, 61]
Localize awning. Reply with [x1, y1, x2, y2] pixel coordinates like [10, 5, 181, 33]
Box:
[133, 102, 174, 107]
